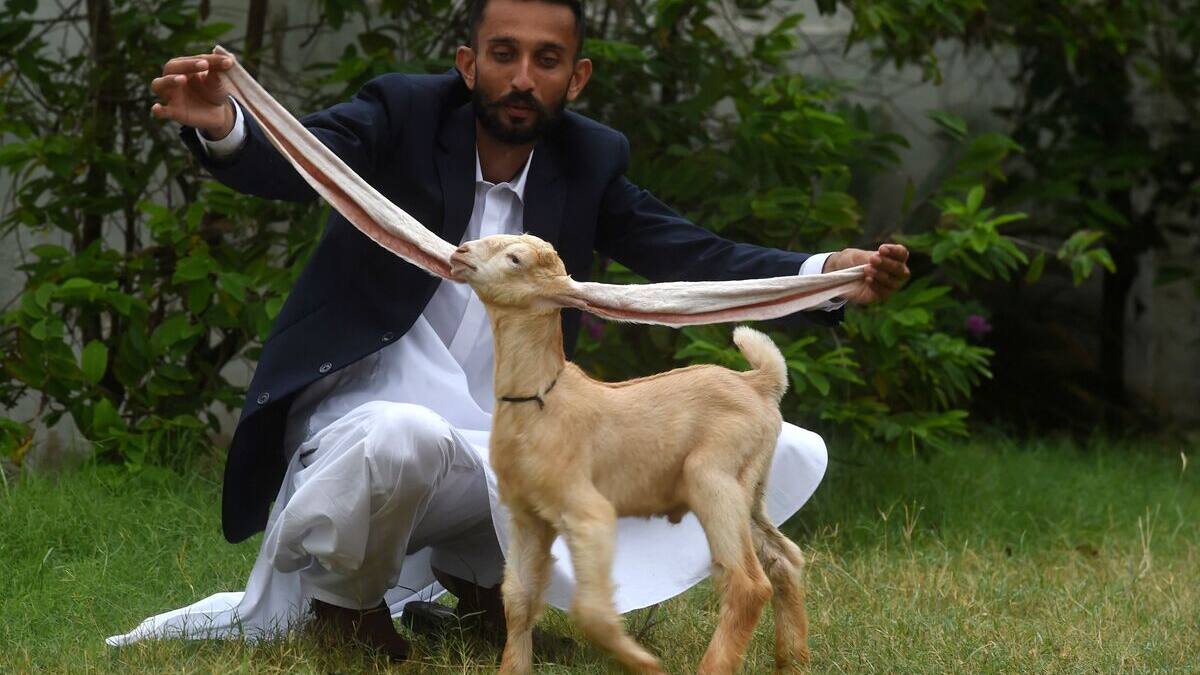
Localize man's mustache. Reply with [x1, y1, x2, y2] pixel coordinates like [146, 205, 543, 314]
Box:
[490, 90, 545, 114]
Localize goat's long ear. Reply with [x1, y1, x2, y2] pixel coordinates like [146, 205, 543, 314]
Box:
[212, 45, 455, 279]
[548, 266, 866, 327]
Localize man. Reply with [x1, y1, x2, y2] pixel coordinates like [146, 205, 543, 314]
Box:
[124, 0, 910, 660]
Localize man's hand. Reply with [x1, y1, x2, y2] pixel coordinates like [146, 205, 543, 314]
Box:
[823, 243, 910, 305]
[150, 53, 237, 139]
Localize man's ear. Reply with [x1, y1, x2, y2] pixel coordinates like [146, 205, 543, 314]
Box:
[566, 57, 592, 102]
[455, 45, 477, 90]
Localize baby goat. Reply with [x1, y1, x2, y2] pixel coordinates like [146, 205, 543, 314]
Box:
[451, 234, 810, 675]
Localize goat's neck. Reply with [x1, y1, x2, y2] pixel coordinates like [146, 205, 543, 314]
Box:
[488, 306, 566, 399]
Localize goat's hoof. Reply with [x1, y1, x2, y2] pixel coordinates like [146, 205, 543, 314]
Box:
[777, 642, 811, 668]
[774, 647, 811, 672]
[626, 653, 665, 675]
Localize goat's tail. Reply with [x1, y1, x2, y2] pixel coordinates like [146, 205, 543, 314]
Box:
[733, 326, 788, 404]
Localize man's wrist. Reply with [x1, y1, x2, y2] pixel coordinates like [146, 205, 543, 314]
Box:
[821, 250, 840, 273]
[800, 251, 835, 277]
[200, 98, 237, 141]
[196, 97, 246, 158]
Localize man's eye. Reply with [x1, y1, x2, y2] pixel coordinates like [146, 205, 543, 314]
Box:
[493, 50, 514, 61]
[508, 254, 521, 265]
[539, 56, 559, 68]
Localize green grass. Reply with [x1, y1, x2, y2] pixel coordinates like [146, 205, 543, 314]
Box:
[2, 437, 1198, 673]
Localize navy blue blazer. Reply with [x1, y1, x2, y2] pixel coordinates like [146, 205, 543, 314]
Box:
[181, 70, 841, 542]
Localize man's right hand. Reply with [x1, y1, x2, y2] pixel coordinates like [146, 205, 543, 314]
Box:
[151, 53, 237, 139]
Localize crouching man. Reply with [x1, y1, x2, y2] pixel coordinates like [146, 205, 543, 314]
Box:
[112, 0, 909, 659]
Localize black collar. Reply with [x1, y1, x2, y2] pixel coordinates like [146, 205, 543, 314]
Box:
[499, 371, 561, 411]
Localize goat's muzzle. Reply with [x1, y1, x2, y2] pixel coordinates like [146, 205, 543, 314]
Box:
[449, 247, 476, 281]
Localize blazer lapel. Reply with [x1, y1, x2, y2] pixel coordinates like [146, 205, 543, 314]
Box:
[435, 103, 476, 246]
[522, 137, 564, 247]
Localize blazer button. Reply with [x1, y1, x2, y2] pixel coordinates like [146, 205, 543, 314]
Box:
[319, 362, 332, 373]
[256, 392, 270, 405]
[381, 331, 395, 343]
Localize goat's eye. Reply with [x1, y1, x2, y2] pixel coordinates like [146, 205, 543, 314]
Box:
[508, 254, 521, 266]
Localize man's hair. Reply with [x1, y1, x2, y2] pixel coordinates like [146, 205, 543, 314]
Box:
[468, 0, 587, 58]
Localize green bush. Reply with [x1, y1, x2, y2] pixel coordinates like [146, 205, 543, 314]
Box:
[0, 0, 1119, 467]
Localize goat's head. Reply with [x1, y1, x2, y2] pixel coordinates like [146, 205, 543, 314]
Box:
[450, 234, 572, 310]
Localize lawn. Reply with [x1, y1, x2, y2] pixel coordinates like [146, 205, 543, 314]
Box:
[2, 436, 1197, 673]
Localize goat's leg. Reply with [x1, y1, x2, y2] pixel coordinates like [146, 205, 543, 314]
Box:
[498, 508, 556, 675]
[560, 488, 664, 674]
[751, 507, 810, 672]
[690, 475, 773, 675]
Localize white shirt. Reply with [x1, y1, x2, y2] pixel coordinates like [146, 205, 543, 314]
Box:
[197, 101, 840, 451]
[276, 152, 532, 452]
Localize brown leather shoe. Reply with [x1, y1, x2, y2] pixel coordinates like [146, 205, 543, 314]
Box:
[310, 598, 410, 662]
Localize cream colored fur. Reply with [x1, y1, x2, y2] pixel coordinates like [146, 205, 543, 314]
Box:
[452, 235, 811, 675]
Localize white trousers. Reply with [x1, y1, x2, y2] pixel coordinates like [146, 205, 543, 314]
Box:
[268, 399, 828, 610]
[106, 400, 827, 645]
[267, 401, 505, 609]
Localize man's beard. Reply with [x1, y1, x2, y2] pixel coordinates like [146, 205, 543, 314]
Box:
[472, 81, 567, 145]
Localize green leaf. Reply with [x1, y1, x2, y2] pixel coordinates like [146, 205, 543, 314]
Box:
[34, 284, 54, 310]
[81, 340, 109, 385]
[173, 255, 215, 283]
[265, 297, 283, 320]
[91, 397, 124, 436]
[187, 281, 213, 314]
[106, 291, 135, 317]
[0, 141, 35, 168]
[57, 278, 97, 298]
[927, 110, 967, 140]
[150, 314, 200, 353]
[965, 186, 985, 214]
[30, 244, 69, 259]
[891, 308, 931, 327]
[1025, 252, 1046, 284]
[217, 271, 249, 302]
[806, 371, 831, 396]
[1090, 248, 1117, 273]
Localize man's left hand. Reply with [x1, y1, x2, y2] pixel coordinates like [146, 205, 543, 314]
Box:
[823, 243, 910, 305]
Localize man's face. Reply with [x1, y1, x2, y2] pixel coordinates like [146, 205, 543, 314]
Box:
[456, 0, 592, 145]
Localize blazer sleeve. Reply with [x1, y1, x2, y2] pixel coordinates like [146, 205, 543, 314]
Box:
[178, 74, 410, 203]
[594, 133, 843, 327]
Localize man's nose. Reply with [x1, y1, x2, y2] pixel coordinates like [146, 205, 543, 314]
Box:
[511, 57, 534, 92]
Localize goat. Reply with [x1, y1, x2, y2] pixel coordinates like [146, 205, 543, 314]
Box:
[451, 234, 811, 674]
[212, 47, 868, 672]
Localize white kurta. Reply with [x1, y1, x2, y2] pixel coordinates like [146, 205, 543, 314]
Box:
[106, 115, 832, 646]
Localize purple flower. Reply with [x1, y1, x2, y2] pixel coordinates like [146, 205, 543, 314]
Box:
[965, 314, 992, 338]
[581, 313, 605, 341]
